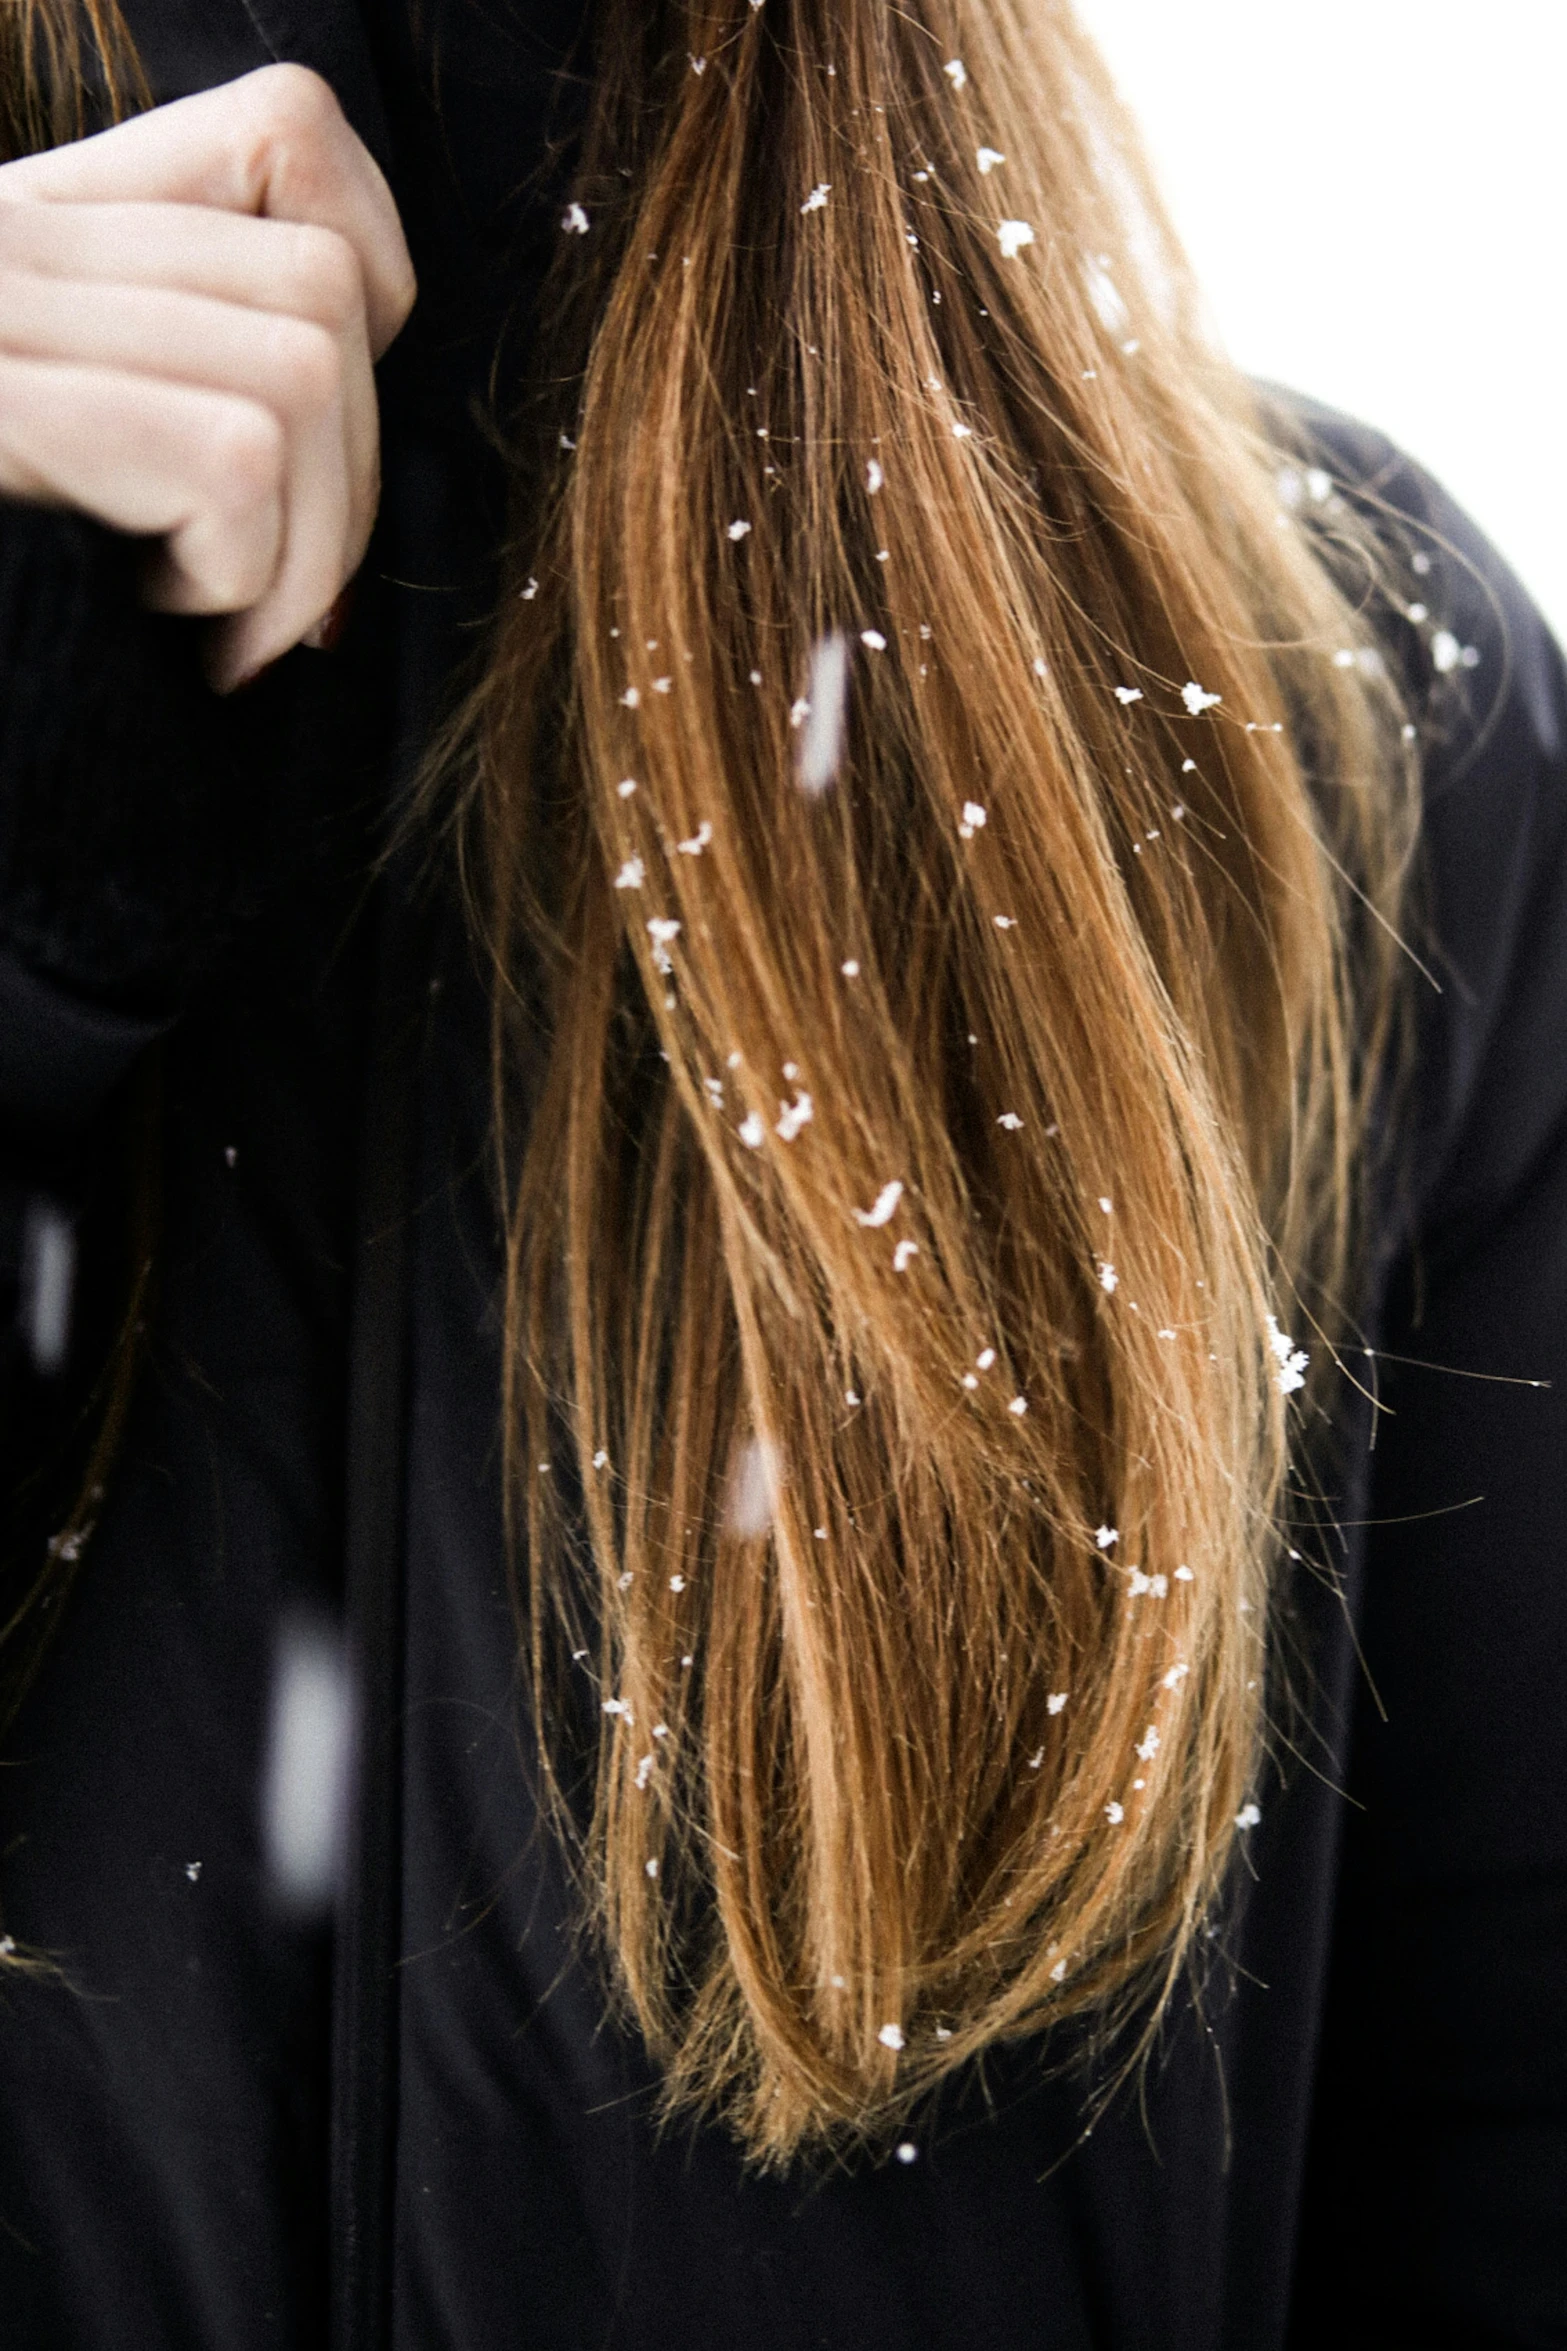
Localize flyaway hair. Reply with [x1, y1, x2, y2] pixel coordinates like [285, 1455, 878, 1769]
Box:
[459, 0, 1416, 2165]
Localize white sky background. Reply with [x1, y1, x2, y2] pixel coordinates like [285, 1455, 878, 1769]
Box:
[1071, 0, 1567, 647]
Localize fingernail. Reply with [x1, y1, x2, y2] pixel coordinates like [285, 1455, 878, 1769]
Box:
[303, 581, 357, 654]
[223, 655, 279, 696]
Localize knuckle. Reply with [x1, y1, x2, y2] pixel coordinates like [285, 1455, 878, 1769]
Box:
[251, 63, 344, 149]
[205, 401, 286, 508]
[266, 317, 342, 417]
[286, 225, 362, 332]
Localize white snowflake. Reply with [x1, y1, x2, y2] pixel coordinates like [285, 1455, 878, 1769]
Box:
[612, 857, 644, 891]
[854, 1180, 904, 1229]
[976, 146, 1005, 174]
[561, 202, 590, 235]
[1265, 1313, 1309, 1396]
[802, 183, 831, 214]
[1181, 681, 1222, 715]
[997, 219, 1035, 261]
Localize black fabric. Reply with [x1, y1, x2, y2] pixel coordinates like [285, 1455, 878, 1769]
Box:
[1, 6, 1565, 2349]
[0, 504, 326, 1021]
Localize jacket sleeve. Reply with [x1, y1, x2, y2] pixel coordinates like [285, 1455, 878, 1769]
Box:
[0, 496, 366, 1417]
[1293, 428, 1567, 2341]
[0, 500, 271, 1132]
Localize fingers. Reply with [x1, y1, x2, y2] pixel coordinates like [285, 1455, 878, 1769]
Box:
[0, 199, 371, 343]
[0, 252, 375, 639]
[0, 65, 413, 683]
[0, 65, 416, 356]
[0, 355, 285, 608]
[0, 260, 379, 684]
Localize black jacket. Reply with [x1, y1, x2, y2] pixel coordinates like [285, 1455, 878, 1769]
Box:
[1, 7, 1565, 2348]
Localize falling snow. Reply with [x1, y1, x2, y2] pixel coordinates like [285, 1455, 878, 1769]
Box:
[727, 1437, 780, 1539]
[797, 634, 850, 795]
[561, 202, 589, 235]
[1085, 260, 1129, 335]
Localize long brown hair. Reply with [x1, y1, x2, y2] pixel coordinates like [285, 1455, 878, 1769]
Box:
[0, 0, 143, 155]
[458, 0, 1415, 2166]
[1, 0, 1415, 2163]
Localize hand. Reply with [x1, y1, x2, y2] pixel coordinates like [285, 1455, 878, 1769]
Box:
[0, 66, 416, 688]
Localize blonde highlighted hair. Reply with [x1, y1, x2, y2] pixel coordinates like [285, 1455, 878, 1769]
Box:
[463, 0, 1414, 2166]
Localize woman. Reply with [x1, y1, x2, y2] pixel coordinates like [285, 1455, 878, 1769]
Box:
[0, 3, 1562, 2345]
